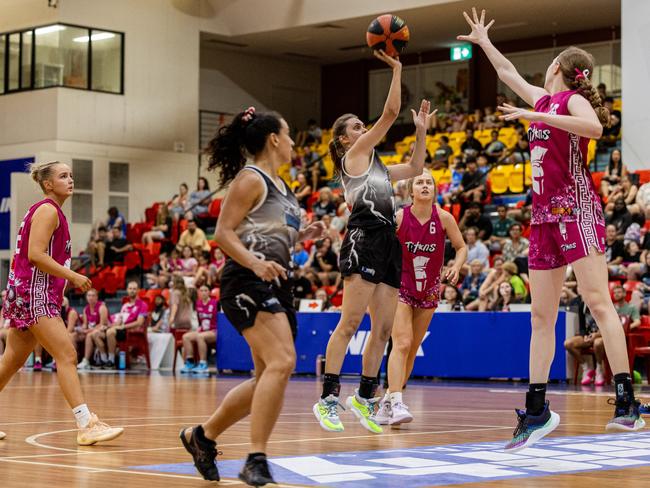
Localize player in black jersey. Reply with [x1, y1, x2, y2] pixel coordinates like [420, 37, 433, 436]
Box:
[180, 107, 325, 486]
[313, 50, 436, 434]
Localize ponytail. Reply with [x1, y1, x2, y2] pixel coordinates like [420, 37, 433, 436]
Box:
[556, 46, 610, 128]
[205, 107, 283, 188]
[329, 113, 356, 176]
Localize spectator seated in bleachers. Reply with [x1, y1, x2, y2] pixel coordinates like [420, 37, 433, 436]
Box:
[145, 252, 173, 289]
[612, 284, 641, 329]
[141, 203, 172, 245]
[489, 204, 515, 250]
[440, 284, 464, 311]
[484, 130, 507, 163]
[441, 160, 465, 206]
[504, 133, 530, 164]
[489, 282, 520, 312]
[86, 225, 109, 268]
[176, 219, 211, 254]
[461, 259, 487, 310]
[76, 289, 110, 370]
[314, 288, 340, 312]
[105, 226, 133, 266]
[169, 275, 195, 334]
[169, 183, 189, 220]
[292, 242, 309, 269]
[501, 261, 528, 303]
[461, 128, 483, 159]
[598, 96, 621, 150]
[186, 177, 212, 221]
[177, 245, 199, 287]
[101, 206, 127, 238]
[180, 285, 217, 374]
[295, 118, 323, 147]
[293, 173, 312, 209]
[477, 255, 506, 311]
[605, 175, 641, 216]
[149, 294, 169, 333]
[501, 223, 530, 263]
[95, 281, 149, 370]
[208, 247, 226, 286]
[459, 202, 492, 241]
[312, 187, 337, 219]
[600, 149, 626, 198]
[606, 197, 636, 238]
[293, 267, 315, 301]
[306, 237, 340, 287]
[459, 158, 487, 205]
[432, 135, 453, 169]
[463, 227, 490, 270]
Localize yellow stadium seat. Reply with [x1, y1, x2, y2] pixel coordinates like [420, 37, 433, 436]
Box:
[524, 162, 532, 186]
[427, 140, 439, 155]
[613, 98, 622, 111]
[587, 139, 597, 165]
[509, 163, 525, 193]
[489, 165, 509, 194]
[395, 141, 410, 155]
[437, 169, 452, 186]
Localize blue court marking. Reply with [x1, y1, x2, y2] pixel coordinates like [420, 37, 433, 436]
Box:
[129, 431, 650, 487]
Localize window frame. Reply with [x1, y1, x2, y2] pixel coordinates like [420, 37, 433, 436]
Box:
[0, 22, 124, 96]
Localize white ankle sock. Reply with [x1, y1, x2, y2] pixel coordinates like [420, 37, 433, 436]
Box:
[35, 356, 42, 363]
[100, 352, 107, 362]
[389, 392, 403, 406]
[108, 353, 115, 362]
[73, 404, 92, 428]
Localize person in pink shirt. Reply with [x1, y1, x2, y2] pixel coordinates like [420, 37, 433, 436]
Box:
[375, 170, 466, 426]
[180, 285, 218, 374]
[459, 8, 643, 451]
[92, 281, 148, 369]
[76, 288, 110, 370]
[0, 161, 122, 445]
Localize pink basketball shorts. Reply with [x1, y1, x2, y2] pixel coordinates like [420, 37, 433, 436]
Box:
[528, 220, 606, 270]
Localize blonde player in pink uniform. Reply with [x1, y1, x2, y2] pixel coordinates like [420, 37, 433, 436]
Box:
[459, 8, 644, 451]
[375, 170, 466, 425]
[0, 161, 123, 445]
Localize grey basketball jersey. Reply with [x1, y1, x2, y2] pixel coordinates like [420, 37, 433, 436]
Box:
[342, 150, 396, 229]
[235, 166, 301, 268]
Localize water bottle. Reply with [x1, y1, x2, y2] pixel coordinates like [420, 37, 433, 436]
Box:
[118, 350, 126, 370]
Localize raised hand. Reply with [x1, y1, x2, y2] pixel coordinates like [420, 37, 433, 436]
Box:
[457, 7, 495, 45]
[411, 99, 436, 132]
[373, 49, 402, 69]
[300, 221, 327, 241]
[497, 103, 539, 121]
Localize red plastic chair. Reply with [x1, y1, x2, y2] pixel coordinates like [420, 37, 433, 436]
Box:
[141, 249, 156, 270]
[124, 251, 140, 271]
[115, 307, 151, 370]
[103, 271, 118, 295]
[172, 328, 195, 373]
[145, 203, 160, 224]
[208, 199, 222, 218]
[623, 280, 642, 301]
[210, 287, 220, 300]
[112, 265, 127, 289]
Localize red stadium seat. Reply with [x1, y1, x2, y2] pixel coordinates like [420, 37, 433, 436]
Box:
[208, 199, 222, 218]
[116, 316, 151, 370]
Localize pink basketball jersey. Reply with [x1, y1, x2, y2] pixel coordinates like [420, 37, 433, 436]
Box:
[3, 198, 71, 328]
[195, 298, 218, 332]
[397, 204, 445, 301]
[84, 301, 105, 328]
[528, 90, 604, 226]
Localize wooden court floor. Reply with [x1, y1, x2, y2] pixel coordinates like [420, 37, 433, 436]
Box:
[1, 371, 650, 487]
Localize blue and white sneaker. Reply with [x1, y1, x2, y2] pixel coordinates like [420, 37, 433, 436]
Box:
[606, 399, 646, 432]
[504, 401, 560, 452]
[192, 362, 209, 374]
[180, 360, 195, 374]
[639, 402, 650, 415]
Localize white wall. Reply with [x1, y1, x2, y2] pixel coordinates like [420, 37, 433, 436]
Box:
[0, 90, 58, 145]
[0, 0, 57, 32]
[200, 46, 321, 131]
[621, 0, 650, 170]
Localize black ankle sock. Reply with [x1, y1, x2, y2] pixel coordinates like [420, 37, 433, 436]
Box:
[321, 373, 340, 399]
[614, 373, 634, 406]
[194, 425, 215, 445]
[359, 375, 378, 399]
[525, 383, 547, 416]
[246, 452, 266, 463]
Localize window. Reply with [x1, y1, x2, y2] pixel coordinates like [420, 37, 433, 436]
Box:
[72, 193, 93, 224]
[72, 159, 92, 190]
[109, 162, 129, 192]
[8, 33, 19, 91]
[21, 31, 32, 89]
[90, 30, 122, 93]
[35, 25, 87, 89]
[1, 23, 123, 95]
[0, 35, 4, 94]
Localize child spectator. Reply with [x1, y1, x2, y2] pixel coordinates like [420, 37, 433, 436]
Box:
[142, 203, 172, 245]
[180, 285, 218, 374]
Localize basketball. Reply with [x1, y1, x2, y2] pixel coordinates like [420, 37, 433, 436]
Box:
[366, 14, 410, 58]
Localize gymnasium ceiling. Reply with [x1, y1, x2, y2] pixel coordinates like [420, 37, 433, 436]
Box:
[200, 0, 620, 64]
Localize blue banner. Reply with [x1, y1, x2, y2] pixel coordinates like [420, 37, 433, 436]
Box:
[0, 158, 33, 250]
[216, 311, 567, 380]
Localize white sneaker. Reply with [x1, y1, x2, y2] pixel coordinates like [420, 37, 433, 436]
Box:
[390, 402, 414, 425]
[374, 400, 392, 425]
[77, 358, 90, 370]
[0, 431, 5, 440]
[77, 414, 124, 446]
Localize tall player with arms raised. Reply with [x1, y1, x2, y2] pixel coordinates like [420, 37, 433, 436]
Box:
[459, 8, 644, 451]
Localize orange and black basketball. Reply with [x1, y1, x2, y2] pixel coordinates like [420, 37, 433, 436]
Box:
[366, 14, 410, 57]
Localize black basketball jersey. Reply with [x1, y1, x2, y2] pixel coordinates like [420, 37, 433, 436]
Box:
[342, 150, 396, 229]
[233, 165, 301, 269]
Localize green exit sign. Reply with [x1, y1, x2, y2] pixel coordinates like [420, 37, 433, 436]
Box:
[450, 44, 472, 61]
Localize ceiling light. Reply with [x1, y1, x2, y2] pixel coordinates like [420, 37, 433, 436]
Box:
[73, 32, 115, 43]
[35, 25, 65, 35]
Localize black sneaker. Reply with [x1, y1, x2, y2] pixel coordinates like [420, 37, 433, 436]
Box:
[239, 453, 275, 487]
[102, 360, 115, 370]
[179, 426, 220, 481]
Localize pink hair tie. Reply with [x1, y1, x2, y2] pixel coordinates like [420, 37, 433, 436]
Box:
[574, 68, 590, 81]
[242, 106, 256, 123]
